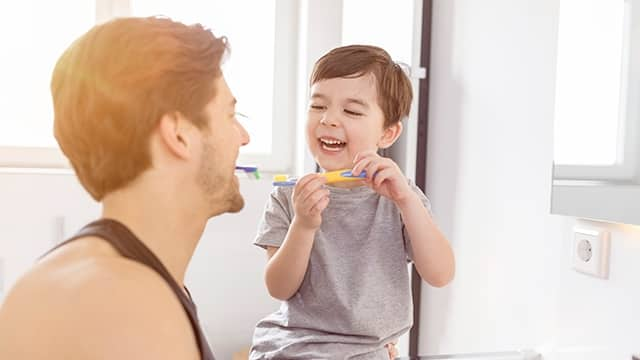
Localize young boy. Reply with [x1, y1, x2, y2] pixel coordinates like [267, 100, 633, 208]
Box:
[250, 45, 455, 359]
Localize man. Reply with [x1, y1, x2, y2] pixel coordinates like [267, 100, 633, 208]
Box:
[0, 16, 248, 360]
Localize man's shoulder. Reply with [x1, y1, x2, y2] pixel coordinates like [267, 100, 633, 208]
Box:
[0, 248, 198, 359]
[15, 244, 174, 304]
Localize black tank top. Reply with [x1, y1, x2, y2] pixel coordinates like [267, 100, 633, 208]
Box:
[43, 218, 216, 360]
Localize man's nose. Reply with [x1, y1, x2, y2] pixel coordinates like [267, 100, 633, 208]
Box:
[238, 123, 250, 146]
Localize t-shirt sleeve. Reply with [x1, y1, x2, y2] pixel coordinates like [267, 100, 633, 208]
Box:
[402, 179, 433, 262]
[253, 187, 293, 249]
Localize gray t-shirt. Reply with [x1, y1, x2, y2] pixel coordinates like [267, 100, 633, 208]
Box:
[250, 179, 431, 360]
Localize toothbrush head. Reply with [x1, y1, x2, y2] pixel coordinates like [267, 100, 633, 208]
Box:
[273, 174, 297, 186]
[235, 165, 261, 179]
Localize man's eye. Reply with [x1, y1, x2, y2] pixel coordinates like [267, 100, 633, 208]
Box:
[344, 109, 362, 116]
[234, 112, 249, 122]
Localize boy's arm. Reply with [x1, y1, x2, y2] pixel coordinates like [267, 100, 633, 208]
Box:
[398, 193, 455, 287]
[352, 150, 455, 288]
[263, 220, 315, 300]
[263, 174, 329, 301]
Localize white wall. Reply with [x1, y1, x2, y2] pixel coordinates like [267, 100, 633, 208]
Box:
[4, 2, 640, 359]
[421, 0, 640, 359]
[0, 172, 279, 359]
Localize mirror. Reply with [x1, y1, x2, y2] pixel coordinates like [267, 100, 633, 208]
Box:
[551, 0, 640, 225]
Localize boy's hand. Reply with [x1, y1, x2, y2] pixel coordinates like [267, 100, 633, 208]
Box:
[352, 151, 412, 205]
[386, 341, 398, 359]
[291, 174, 330, 231]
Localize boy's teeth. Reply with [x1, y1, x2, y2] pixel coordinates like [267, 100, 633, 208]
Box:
[320, 138, 345, 145]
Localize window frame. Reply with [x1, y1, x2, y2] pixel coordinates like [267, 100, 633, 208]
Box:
[0, 0, 298, 173]
[551, 0, 640, 225]
[553, 0, 639, 182]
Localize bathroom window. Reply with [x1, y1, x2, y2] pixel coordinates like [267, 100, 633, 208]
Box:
[0, 0, 95, 167]
[0, 0, 296, 172]
[553, 0, 638, 181]
[130, 0, 296, 171]
[342, 0, 414, 65]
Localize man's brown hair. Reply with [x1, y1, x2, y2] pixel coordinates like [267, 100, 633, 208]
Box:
[310, 45, 412, 128]
[51, 16, 228, 201]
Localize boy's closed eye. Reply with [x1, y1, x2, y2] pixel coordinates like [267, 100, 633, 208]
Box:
[343, 109, 363, 116]
[310, 104, 326, 111]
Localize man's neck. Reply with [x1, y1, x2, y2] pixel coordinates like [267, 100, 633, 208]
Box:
[101, 186, 208, 287]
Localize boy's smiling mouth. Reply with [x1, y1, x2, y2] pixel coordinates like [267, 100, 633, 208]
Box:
[319, 137, 347, 152]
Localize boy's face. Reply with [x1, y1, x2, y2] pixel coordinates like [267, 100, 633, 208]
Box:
[306, 73, 399, 171]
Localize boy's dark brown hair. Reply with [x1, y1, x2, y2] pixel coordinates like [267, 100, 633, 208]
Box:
[51, 17, 228, 201]
[310, 45, 413, 128]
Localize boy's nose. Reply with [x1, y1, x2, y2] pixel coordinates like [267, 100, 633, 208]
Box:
[320, 116, 339, 127]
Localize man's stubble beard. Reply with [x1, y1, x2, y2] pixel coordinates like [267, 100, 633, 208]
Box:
[197, 140, 245, 218]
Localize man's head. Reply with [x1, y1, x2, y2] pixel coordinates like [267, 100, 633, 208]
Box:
[306, 45, 412, 171]
[51, 17, 249, 215]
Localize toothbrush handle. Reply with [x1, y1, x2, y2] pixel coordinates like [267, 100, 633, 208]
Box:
[272, 181, 297, 186]
[235, 165, 258, 172]
[272, 170, 367, 187]
[323, 169, 367, 183]
[339, 170, 367, 178]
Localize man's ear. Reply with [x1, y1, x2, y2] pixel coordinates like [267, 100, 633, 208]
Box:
[157, 112, 193, 160]
[378, 121, 403, 149]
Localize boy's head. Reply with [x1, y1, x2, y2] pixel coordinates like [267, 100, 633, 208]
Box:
[52, 17, 249, 212]
[307, 45, 413, 171]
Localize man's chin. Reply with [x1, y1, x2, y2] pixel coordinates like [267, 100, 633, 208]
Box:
[227, 178, 244, 213]
[227, 195, 245, 213]
[206, 190, 244, 217]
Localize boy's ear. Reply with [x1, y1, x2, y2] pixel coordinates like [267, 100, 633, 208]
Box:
[378, 121, 403, 149]
[157, 112, 194, 160]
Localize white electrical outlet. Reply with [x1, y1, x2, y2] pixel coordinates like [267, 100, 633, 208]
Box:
[572, 227, 610, 279]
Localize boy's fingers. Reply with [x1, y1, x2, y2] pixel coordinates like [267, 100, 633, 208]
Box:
[307, 189, 330, 208]
[353, 150, 377, 163]
[292, 174, 314, 201]
[372, 168, 394, 187]
[296, 173, 320, 189]
[352, 158, 374, 176]
[365, 159, 389, 181]
[299, 177, 327, 202]
[310, 196, 330, 215]
[294, 175, 325, 202]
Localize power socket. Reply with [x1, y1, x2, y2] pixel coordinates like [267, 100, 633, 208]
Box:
[572, 227, 610, 279]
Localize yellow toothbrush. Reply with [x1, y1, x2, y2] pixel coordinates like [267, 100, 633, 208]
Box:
[272, 169, 367, 186]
